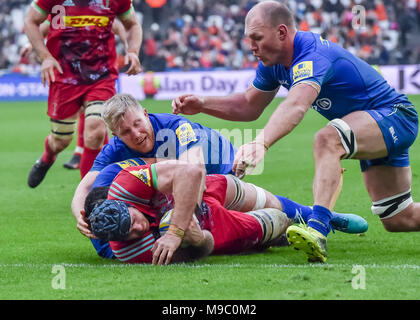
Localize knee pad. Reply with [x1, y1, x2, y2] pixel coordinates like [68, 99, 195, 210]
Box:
[85, 101, 105, 120]
[50, 118, 76, 140]
[371, 189, 413, 219]
[328, 118, 357, 159]
[245, 208, 288, 244]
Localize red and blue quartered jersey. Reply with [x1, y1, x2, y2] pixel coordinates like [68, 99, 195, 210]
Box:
[32, 0, 133, 85]
[107, 165, 262, 263]
[107, 164, 173, 263]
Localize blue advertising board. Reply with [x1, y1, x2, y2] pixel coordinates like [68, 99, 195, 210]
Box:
[0, 73, 48, 101]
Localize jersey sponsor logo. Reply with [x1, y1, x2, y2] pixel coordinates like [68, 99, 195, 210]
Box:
[176, 123, 198, 146]
[314, 98, 332, 110]
[292, 61, 314, 83]
[64, 15, 110, 27]
[129, 168, 151, 187]
[117, 159, 141, 169]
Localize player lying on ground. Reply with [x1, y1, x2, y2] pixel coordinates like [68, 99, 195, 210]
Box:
[83, 160, 367, 265]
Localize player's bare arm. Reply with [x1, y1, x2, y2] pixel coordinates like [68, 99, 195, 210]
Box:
[118, 10, 143, 75]
[71, 171, 100, 238]
[23, 6, 62, 86]
[151, 160, 206, 265]
[233, 83, 318, 176]
[112, 19, 129, 51]
[172, 85, 276, 121]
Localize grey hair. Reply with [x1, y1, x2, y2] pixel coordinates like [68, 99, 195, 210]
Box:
[102, 94, 144, 133]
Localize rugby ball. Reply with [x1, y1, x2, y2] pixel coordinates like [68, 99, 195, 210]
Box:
[159, 209, 173, 236]
[159, 209, 199, 237]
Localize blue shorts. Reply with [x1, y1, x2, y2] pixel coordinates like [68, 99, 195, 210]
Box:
[360, 104, 418, 172]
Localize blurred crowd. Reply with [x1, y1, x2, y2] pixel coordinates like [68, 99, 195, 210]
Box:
[2, 0, 420, 75]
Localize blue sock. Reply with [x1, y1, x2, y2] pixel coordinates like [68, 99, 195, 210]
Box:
[275, 195, 313, 223]
[308, 205, 333, 237]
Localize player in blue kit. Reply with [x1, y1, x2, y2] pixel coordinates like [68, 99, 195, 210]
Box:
[172, 1, 419, 263]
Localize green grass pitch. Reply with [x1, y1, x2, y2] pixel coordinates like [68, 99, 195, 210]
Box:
[0, 96, 420, 300]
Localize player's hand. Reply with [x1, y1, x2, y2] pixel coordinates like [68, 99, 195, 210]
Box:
[76, 210, 98, 239]
[172, 94, 204, 115]
[152, 233, 182, 265]
[233, 141, 267, 179]
[40, 56, 63, 87]
[124, 52, 142, 75]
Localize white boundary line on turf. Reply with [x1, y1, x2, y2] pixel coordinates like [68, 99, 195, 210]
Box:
[0, 263, 419, 270]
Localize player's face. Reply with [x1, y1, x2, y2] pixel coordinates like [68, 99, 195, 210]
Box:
[116, 108, 155, 153]
[245, 17, 283, 66]
[126, 207, 150, 240]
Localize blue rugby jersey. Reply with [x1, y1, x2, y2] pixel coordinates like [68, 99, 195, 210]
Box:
[253, 31, 411, 120]
[91, 113, 236, 174]
[91, 158, 146, 189]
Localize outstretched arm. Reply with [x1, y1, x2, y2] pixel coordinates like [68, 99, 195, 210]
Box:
[172, 85, 276, 121]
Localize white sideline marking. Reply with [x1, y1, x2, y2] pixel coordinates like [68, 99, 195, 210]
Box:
[0, 263, 419, 270]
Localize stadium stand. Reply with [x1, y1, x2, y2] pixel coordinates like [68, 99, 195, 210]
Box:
[2, 0, 420, 73]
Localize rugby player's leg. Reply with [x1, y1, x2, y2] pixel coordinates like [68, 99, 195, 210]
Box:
[80, 79, 115, 178]
[224, 173, 367, 234]
[287, 111, 387, 262]
[28, 114, 77, 188]
[223, 174, 291, 245]
[79, 100, 108, 178]
[64, 111, 84, 170]
[315, 111, 387, 220]
[29, 81, 85, 187]
[363, 165, 420, 231]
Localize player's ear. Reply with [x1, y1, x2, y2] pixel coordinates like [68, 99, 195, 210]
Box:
[277, 24, 288, 41]
[144, 109, 149, 118]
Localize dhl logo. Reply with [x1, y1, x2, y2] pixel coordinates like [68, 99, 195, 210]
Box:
[64, 15, 109, 27]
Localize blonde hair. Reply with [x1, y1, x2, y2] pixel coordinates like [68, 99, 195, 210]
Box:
[102, 94, 144, 133]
